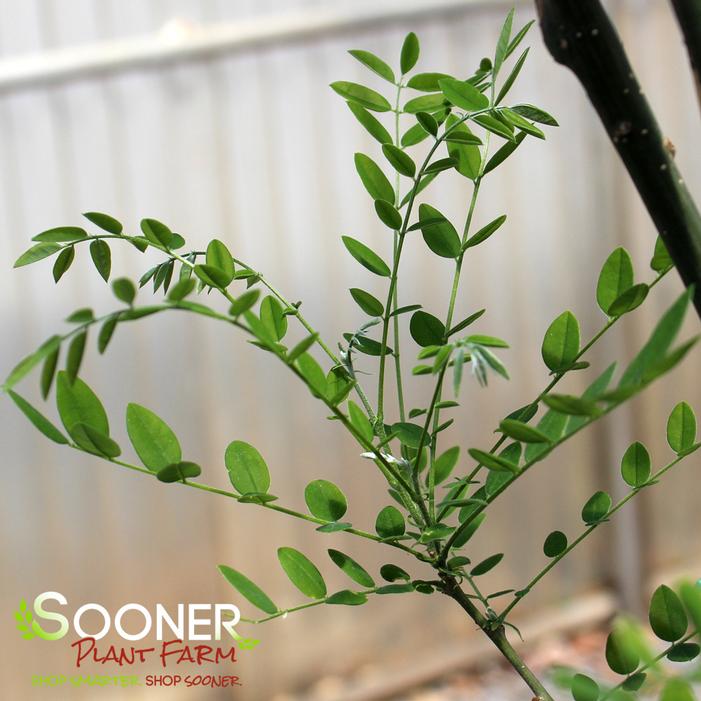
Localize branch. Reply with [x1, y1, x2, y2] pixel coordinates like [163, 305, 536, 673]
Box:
[671, 0, 701, 111]
[535, 0, 701, 317]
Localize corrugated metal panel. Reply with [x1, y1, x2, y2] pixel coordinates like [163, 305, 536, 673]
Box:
[0, 1, 699, 698]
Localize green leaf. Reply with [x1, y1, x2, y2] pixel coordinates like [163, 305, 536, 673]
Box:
[56, 372, 110, 448]
[468, 447, 519, 474]
[98, 316, 118, 354]
[667, 642, 700, 662]
[346, 102, 392, 144]
[667, 401, 697, 454]
[328, 549, 375, 588]
[651, 236, 673, 272]
[376, 583, 414, 595]
[608, 283, 649, 317]
[500, 107, 545, 139]
[621, 442, 651, 487]
[483, 132, 526, 174]
[596, 248, 634, 315]
[543, 393, 599, 417]
[374, 199, 402, 229]
[53, 245, 75, 282]
[382, 144, 416, 178]
[403, 93, 447, 113]
[401, 121, 430, 147]
[14, 242, 62, 268]
[278, 547, 327, 599]
[418, 204, 461, 258]
[342, 236, 391, 277]
[416, 111, 438, 137]
[40, 345, 59, 399]
[225, 440, 271, 495]
[541, 311, 580, 372]
[473, 114, 515, 141]
[400, 32, 420, 74]
[229, 289, 260, 317]
[606, 624, 640, 674]
[349, 288, 383, 317]
[260, 296, 288, 341]
[392, 421, 425, 449]
[470, 553, 503, 576]
[407, 72, 453, 91]
[287, 334, 318, 363]
[168, 277, 196, 302]
[71, 423, 121, 458]
[496, 48, 529, 104]
[330, 81, 391, 112]
[432, 446, 460, 485]
[499, 419, 550, 444]
[511, 103, 559, 126]
[464, 215, 506, 250]
[375, 505, 405, 538]
[89, 239, 111, 282]
[126, 403, 182, 472]
[141, 218, 173, 247]
[649, 585, 688, 642]
[581, 490, 612, 524]
[679, 581, 701, 649]
[410, 310, 445, 346]
[8, 390, 68, 444]
[493, 7, 514, 78]
[466, 334, 509, 348]
[206, 239, 235, 286]
[112, 278, 136, 305]
[65, 330, 87, 383]
[348, 49, 395, 83]
[3, 336, 61, 393]
[622, 673, 646, 692]
[438, 78, 489, 111]
[348, 401, 373, 443]
[32, 226, 87, 243]
[66, 308, 94, 324]
[305, 479, 348, 521]
[194, 264, 231, 289]
[543, 530, 567, 558]
[448, 309, 486, 336]
[83, 211, 122, 234]
[354, 153, 394, 203]
[296, 353, 328, 397]
[660, 678, 695, 701]
[326, 590, 368, 606]
[380, 564, 410, 582]
[156, 461, 202, 483]
[218, 565, 278, 615]
[620, 288, 692, 388]
[571, 673, 599, 701]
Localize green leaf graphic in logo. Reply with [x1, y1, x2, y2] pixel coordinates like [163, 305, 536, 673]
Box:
[14, 597, 64, 641]
[14, 599, 35, 640]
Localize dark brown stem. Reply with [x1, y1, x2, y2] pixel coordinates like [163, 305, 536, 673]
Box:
[441, 575, 554, 701]
[536, 0, 701, 317]
[671, 0, 701, 111]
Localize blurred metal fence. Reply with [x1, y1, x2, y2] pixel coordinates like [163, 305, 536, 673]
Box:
[0, 0, 700, 698]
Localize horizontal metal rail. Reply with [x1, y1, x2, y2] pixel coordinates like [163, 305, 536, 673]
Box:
[0, 0, 523, 93]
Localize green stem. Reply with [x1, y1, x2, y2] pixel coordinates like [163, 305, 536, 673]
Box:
[392, 79, 407, 423]
[435, 267, 669, 524]
[66, 447, 426, 561]
[600, 628, 699, 700]
[498, 450, 693, 621]
[243, 586, 380, 624]
[442, 575, 554, 701]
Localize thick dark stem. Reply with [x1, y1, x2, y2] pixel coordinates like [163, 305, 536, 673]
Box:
[671, 0, 701, 110]
[441, 575, 554, 701]
[536, 0, 701, 317]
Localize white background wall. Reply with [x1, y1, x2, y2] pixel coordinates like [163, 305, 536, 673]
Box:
[0, 1, 700, 699]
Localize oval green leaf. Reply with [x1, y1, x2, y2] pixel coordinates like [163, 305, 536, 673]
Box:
[278, 547, 327, 599]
